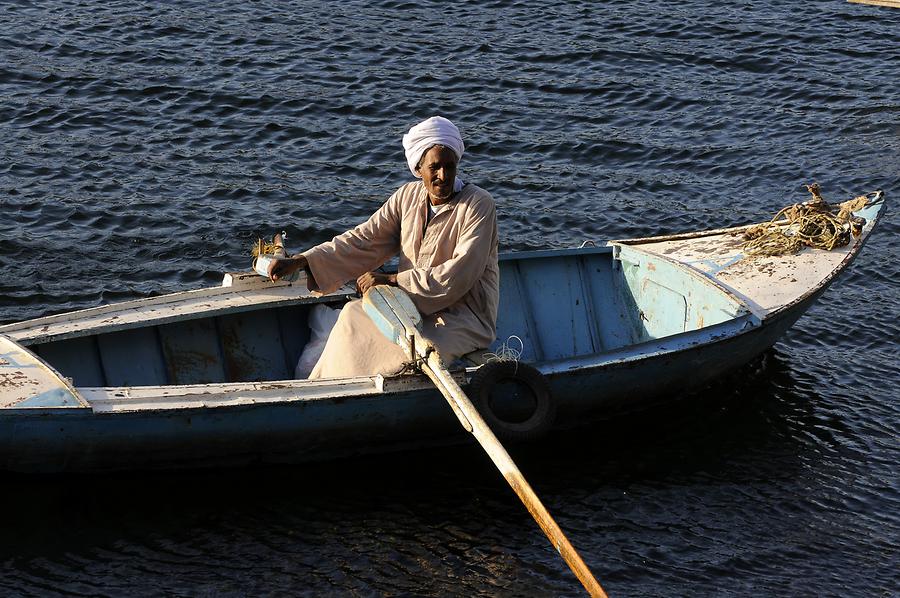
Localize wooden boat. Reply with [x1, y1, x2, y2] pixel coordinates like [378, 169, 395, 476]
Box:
[0, 192, 885, 473]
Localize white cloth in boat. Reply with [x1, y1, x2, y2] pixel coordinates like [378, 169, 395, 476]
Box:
[302, 180, 499, 379]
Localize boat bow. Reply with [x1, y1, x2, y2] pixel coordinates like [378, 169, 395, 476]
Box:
[609, 191, 885, 319]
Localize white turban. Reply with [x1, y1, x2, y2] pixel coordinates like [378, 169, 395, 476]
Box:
[402, 116, 465, 177]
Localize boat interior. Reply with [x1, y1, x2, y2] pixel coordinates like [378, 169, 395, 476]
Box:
[12, 245, 750, 388]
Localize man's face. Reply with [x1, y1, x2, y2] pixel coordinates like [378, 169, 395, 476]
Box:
[417, 145, 458, 205]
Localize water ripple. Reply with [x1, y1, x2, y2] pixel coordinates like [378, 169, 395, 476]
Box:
[0, 0, 898, 596]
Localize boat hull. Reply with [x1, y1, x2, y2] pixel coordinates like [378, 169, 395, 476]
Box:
[0, 289, 815, 473]
[0, 192, 884, 473]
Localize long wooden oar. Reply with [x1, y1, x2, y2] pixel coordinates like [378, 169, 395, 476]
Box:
[363, 285, 607, 597]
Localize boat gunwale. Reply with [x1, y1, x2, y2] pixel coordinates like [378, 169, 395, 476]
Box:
[0, 279, 357, 346]
[538, 311, 760, 376]
[609, 191, 883, 247]
[1, 370, 469, 415]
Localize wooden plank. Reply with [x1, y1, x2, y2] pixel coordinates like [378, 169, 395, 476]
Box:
[581, 254, 634, 351]
[79, 376, 382, 412]
[157, 318, 226, 385]
[494, 262, 542, 361]
[34, 336, 105, 387]
[848, 0, 900, 8]
[217, 310, 290, 382]
[518, 257, 594, 360]
[564, 257, 599, 354]
[575, 255, 603, 352]
[97, 327, 169, 386]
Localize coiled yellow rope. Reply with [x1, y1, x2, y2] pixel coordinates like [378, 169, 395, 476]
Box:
[741, 184, 868, 257]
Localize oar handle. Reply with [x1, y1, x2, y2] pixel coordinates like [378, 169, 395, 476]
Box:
[422, 353, 608, 598]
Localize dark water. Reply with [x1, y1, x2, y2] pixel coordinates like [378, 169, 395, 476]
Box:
[1, 0, 898, 595]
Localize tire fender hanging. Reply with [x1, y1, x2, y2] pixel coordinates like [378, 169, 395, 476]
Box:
[467, 361, 555, 441]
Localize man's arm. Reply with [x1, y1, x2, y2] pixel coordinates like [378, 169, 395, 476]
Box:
[298, 187, 406, 294]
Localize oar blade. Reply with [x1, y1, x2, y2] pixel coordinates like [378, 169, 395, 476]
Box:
[362, 286, 407, 345]
[381, 286, 422, 328]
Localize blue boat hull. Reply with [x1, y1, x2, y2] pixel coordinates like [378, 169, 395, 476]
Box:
[0, 192, 885, 473]
[0, 288, 817, 473]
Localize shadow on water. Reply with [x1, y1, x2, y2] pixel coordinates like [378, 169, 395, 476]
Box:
[528, 349, 822, 483]
[0, 349, 821, 562]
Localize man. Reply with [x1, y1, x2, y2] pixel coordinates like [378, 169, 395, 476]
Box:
[271, 116, 499, 379]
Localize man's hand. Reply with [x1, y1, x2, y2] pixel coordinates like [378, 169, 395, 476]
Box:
[269, 255, 308, 282]
[356, 271, 397, 295]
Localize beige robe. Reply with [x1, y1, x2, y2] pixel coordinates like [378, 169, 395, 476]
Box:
[302, 181, 499, 379]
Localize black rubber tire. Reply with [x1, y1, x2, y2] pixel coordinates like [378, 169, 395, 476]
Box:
[468, 361, 555, 441]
